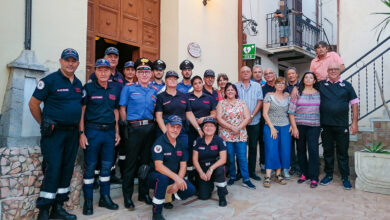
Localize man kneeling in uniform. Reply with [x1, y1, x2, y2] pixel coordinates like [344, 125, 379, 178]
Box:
[147, 115, 196, 220]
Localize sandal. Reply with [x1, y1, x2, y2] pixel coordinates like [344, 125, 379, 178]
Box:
[263, 176, 271, 188]
[276, 175, 287, 185]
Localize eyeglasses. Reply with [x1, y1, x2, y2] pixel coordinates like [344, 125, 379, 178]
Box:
[137, 71, 151, 75]
[328, 68, 340, 72]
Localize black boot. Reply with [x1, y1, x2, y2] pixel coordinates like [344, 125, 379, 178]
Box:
[82, 199, 93, 215]
[152, 213, 166, 220]
[99, 195, 119, 210]
[123, 194, 135, 210]
[138, 193, 152, 205]
[37, 208, 49, 220]
[217, 186, 228, 207]
[49, 202, 77, 220]
[163, 202, 173, 209]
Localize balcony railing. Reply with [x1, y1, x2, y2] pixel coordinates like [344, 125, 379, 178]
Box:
[266, 12, 323, 53]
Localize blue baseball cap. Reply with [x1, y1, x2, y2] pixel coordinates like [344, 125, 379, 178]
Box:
[202, 117, 217, 125]
[204, 69, 215, 77]
[124, 61, 135, 68]
[166, 115, 182, 126]
[95, 59, 111, 68]
[61, 48, 79, 61]
[165, 70, 179, 79]
[105, 47, 119, 56]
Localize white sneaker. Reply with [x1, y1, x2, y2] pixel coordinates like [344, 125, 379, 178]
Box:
[283, 169, 291, 180]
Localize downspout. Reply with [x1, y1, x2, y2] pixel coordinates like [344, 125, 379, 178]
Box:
[24, 0, 32, 50]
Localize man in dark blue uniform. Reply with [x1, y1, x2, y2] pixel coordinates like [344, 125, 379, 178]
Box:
[29, 48, 82, 220]
[147, 115, 196, 220]
[79, 59, 121, 215]
[177, 60, 194, 93]
[202, 69, 222, 102]
[119, 58, 158, 209]
[150, 59, 166, 92]
[90, 47, 124, 184]
[123, 61, 136, 84]
[192, 117, 227, 207]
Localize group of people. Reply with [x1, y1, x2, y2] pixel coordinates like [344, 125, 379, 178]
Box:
[29, 40, 359, 220]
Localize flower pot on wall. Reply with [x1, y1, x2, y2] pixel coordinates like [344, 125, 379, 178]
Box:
[355, 151, 390, 195]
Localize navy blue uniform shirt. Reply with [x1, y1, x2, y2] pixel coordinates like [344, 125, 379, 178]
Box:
[193, 135, 226, 164]
[119, 82, 158, 121]
[177, 81, 193, 93]
[82, 81, 120, 124]
[151, 134, 188, 173]
[188, 92, 216, 119]
[89, 70, 125, 91]
[32, 69, 82, 125]
[319, 80, 358, 127]
[155, 90, 191, 121]
[202, 87, 220, 103]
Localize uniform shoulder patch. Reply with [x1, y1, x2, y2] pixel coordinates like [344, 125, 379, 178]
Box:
[157, 85, 166, 95]
[188, 87, 194, 93]
[82, 89, 87, 98]
[37, 80, 45, 90]
[87, 79, 93, 83]
[154, 145, 163, 153]
[151, 85, 158, 91]
[193, 140, 197, 147]
[126, 82, 134, 86]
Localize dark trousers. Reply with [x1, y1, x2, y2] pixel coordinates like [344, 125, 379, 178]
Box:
[321, 125, 350, 178]
[147, 171, 196, 214]
[290, 137, 300, 171]
[258, 118, 266, 165]
[122, 123, 155, 199]
[82, 128, 115, 199]
[297, 125, 321, 181]
[36, 128, 79, 209]
[247, 123, 260, 175]
[187, 126, 199, 185]
[198, 165, 226, 200]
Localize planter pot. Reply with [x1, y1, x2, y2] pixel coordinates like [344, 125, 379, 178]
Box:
[355, 151, 390, 195]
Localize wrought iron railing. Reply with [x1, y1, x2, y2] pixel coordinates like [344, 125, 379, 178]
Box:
[266, 12, 323, 53]
[341, 36, 390, 122]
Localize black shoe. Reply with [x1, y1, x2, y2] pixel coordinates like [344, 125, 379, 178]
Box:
[138, 194, 152, 205]
[124, 197, 135, 210]
[37, 208, 49, 220]
[49, 203, 77, 220]
[163, 202, 173, 209]
[98, 195, 119, 210]
[110, 175, 123, 184]
[219, 197, 227, 207]
[82, 199, 93, 215]
[152, 213, 166, 220]
[235, 173, 242, 181]
[250, 174, 261, 181]
[217, 187, 228, 207]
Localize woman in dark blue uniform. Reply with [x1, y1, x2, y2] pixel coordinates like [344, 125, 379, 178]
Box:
[193, 117, 227, 207]
[187, 76, 216, 185]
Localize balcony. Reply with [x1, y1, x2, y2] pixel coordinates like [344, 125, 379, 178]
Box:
[264, 12, 323, 64]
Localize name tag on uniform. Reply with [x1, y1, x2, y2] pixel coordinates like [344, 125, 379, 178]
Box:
[75, 88, 81, 93]
[57, 88, 69, 92]
[109, 94, 116, 100]
[164, 152, 172, 156]
[91, 96, 103, 99]
[198, 146, 205, 150]
[202, 101, 210, 104]
[189, 98, 195, 101]
[108, 79, 113, 82]
[210, 145, 218, 151]
[163, 101, 171, 105]
[176, 151, 183, 156]
[180, 100, 186, 104]
[131, 93, 142, 96]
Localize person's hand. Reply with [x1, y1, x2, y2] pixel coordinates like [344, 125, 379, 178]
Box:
[350, 122, 358, 135]
[79, 133, 88, 149]
[167, 183, 179, 194]
[270, 126, 278, 139]
[197, 117, 204, 124]
[197, 129, 204, 138]
[231, 126, 240, 134]
[292, 127, 299, 139]
[115, 131, 121, 146]
[206, 168, 213, 181]
[199, 172, 208, 181]
[175, 177, 187, 191]
[291, 87, 299, 99]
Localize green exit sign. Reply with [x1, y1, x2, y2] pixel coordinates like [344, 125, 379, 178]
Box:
[242, 44, 256, 60]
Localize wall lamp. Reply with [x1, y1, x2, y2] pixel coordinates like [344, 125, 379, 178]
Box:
[203, 0, 210, 6]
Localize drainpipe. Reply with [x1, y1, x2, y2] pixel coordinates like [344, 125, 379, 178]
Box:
[24, 0, 32, 50]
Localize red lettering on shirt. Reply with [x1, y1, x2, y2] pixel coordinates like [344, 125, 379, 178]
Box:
[210, 145, 218, 151]
[163, 101, 171, 105]
[75, 88, 81, 93]
[202, 100, 210, 104]
[56, 88, 69, 92]
[118, 79, 123, 83]
[109, 94, 116, 100]
[180, 100, 186, 104]
[176, 151, 183, 156]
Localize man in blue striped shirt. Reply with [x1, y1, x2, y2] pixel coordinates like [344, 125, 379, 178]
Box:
[236, 66, 264, 181]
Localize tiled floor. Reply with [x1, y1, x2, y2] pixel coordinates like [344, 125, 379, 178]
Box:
[73, 173, 390, 220]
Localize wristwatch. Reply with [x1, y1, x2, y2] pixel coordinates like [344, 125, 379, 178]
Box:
[197, 127, 201, 131]
[250, 114, 254, 118]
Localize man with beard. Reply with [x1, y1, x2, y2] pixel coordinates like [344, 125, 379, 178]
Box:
[150, 59, 166, 92]
[177, 59, 194, 93]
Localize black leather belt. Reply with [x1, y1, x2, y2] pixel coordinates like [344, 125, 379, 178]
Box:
[86, 123, 115, 131]
[128, 120, 154, 127]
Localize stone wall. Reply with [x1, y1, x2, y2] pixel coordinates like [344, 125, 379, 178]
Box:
[0, 146, 83, 220]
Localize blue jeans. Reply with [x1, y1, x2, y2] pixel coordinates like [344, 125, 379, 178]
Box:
[264, 124, 291, 170]
[226, 142, 250, 182]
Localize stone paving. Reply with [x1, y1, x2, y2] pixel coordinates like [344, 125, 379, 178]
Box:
[73, 173, 390, 220]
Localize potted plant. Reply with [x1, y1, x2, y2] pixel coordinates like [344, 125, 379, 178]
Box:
[355, 142, 390, 195]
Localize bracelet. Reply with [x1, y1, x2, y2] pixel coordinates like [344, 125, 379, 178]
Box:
[208, 168, 213, 172]
[197, 127, 201, 131]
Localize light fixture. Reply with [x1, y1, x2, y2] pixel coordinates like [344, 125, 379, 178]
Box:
[203, 0, 210, 6]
